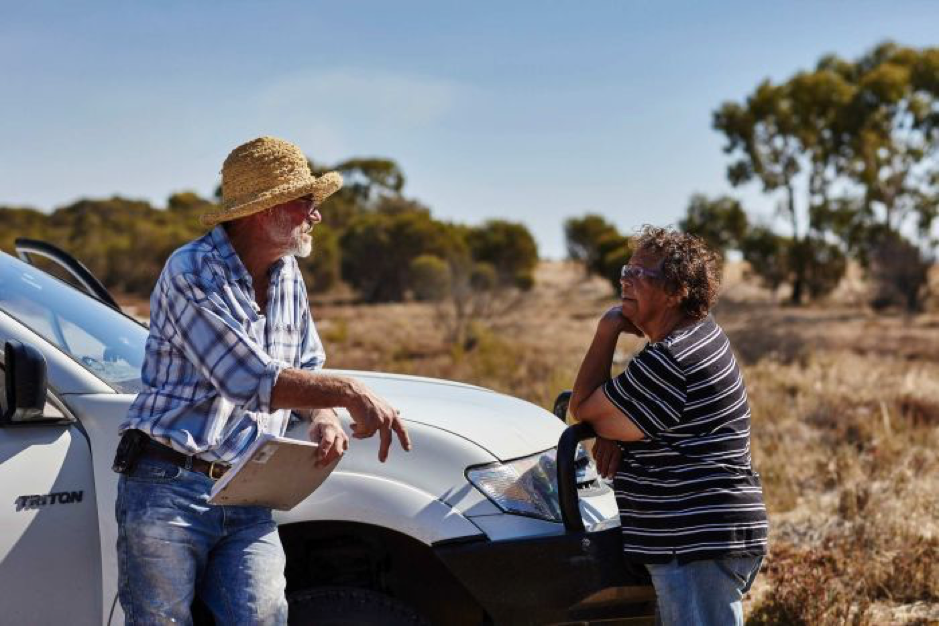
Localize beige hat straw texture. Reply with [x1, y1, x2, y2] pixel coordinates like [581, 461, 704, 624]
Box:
[201, 136, 343, 227]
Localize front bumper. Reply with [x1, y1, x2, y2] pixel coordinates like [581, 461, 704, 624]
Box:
[434, 525, 655, 625]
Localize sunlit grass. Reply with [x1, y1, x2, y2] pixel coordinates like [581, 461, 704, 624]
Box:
[287, 261, 939, 623]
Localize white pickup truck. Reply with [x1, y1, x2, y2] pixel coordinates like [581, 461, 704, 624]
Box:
[0, 239, 654, 625]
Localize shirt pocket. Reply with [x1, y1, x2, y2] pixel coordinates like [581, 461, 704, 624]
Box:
[271, 323, 303, 364]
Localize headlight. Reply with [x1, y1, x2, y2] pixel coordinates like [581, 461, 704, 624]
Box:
[466, 449, 562, 522]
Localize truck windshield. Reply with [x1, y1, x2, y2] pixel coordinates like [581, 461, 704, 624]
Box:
[0, 253, 148, 393]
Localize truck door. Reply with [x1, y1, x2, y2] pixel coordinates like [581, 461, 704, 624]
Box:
[0, 378, 102, 624]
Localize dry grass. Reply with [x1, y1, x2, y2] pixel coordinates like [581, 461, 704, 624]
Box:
[313, 261, 641, 409]
[312, 261, 939, 624]
[121, 260, 939, 624]
[743, 351, 939, 624]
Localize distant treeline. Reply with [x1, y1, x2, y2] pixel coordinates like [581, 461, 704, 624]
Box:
[6, 42, 936, 312]
[566, 42, 939, 312]
[0, 158, 538, 304]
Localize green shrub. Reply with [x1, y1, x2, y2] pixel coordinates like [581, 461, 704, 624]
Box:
[409, 255, 451, 301]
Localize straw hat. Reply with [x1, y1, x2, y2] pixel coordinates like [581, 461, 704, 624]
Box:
[200, 136, 343, 227]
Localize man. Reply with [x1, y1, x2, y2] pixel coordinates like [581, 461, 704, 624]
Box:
[116, 136, 411, 625]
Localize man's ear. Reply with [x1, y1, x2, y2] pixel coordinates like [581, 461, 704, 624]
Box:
[243, 209, 273, 232]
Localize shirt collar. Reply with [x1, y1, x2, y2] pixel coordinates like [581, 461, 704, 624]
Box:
[209, 225, 250, 282]
[209, 225, 294, 284]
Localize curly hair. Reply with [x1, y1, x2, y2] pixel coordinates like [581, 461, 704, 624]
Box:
[632, 225, 722, 320]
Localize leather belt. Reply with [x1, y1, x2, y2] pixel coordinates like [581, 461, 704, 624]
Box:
[138, 435, 231, 480]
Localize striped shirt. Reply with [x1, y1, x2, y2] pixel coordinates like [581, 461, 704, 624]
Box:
[121, 226, 326, 463]
[602, 315, 767, 563]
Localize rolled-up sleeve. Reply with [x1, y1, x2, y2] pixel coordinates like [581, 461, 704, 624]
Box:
[159, 272, 287, 412]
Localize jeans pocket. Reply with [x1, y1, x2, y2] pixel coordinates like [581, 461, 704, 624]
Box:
[716, 556, 761, 591]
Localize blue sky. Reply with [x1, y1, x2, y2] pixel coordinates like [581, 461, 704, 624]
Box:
[2, 1, 937, 258]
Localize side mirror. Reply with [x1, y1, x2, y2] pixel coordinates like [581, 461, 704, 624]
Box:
[553, 390, 572, 422]
[2, 340, 48, 425]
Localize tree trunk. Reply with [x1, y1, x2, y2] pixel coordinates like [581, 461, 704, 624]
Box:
[790, 274, 804, 305]
[786, 181, 804, 305]
[785, 182, 799, 239]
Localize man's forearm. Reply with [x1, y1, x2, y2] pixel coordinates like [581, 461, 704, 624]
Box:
[570, 326, 620, 419]
[271, 369, 362, 412]
[292, 408, 338, 422]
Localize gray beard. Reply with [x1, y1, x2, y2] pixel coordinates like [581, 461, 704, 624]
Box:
[265, 211, 313, 258]
[289, 235, 313, 258]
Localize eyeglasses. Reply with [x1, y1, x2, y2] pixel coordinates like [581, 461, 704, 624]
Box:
[294, 196, 316, 211]
[620, 264, 661, 281]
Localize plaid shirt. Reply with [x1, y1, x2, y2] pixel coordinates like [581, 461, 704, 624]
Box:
[121, 226, 326, 463]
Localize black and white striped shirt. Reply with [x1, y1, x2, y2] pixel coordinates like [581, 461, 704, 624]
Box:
[602, 315, 768, 563]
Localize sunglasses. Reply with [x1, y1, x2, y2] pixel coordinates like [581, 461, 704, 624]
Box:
[620, 264, 662, 281]
[294, 196, 316, 211]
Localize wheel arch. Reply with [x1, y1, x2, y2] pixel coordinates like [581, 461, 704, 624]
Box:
[279, 520, 489, 626]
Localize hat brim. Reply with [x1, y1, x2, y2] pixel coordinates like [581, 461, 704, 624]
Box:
[200, 171, 343, 227]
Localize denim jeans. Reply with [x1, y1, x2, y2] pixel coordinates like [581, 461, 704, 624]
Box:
[645, 556, 763, 626]
[116, 457, 288, 625]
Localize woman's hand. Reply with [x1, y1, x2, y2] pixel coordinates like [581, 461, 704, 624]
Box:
[591, 436, 623, 480]
[308, 409, 350, 467]
[599, 305, 641, 337]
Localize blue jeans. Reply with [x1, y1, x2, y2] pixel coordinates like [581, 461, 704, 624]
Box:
[645, 556, 763, 626]
[116, 457, 288, 625]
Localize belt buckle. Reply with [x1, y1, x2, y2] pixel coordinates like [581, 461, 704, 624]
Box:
[208, 461, 227, 480]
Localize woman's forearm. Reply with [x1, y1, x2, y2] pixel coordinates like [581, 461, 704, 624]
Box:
[570, 324, 620, 419]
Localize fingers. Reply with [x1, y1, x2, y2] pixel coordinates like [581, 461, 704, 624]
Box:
[592, 438, 620, 480]
[392, 415, 412, 452]
[307, 421, 320, 443]
[315, 426, 349, 468]
[379, 411, 412, 462]
[346, 388, 413, 461]
[378, 421, 392, 463]
[602, 454, 616, 480]
[592, 441, 609, 478]
[605, 445, 621, 479]
[316, 427, 336, 467]
[350, 421, 375, 439]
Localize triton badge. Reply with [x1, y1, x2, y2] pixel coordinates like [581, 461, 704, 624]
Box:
[15, 491, 84, 511]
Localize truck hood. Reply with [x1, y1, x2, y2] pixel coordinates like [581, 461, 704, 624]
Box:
[332, 370, 565, 461]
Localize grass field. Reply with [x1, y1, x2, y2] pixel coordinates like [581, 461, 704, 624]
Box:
[121, 260, 939, 623]
[309, 261, 939, 625]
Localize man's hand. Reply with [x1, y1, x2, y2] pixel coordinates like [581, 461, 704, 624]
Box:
[599, 305, 642, 337]
[308, 410, 349, 468]
[592, 436, 622, 480]
[269, 369, 412, 463]
[346, 386, 412, 463]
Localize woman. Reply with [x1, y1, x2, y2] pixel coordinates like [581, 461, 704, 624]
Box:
[569, 226, 767, 626]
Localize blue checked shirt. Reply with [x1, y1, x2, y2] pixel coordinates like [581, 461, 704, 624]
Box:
[121, 226, 326, 463]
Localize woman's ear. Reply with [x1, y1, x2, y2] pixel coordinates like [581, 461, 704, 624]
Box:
[667, 285, 689, 309]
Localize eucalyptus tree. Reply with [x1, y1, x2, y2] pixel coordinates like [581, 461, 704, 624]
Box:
[813, 44, 939, 309]
[563, 214, 632, 295]
[678, 194, 749, 257]
[713, 42, 939, 306]
[838, 43, 939, 239]
[564, 214, 621, 275]
[714, 73, 849, 303]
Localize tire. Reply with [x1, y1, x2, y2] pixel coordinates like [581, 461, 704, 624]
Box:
[288, 586, 430, 626]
